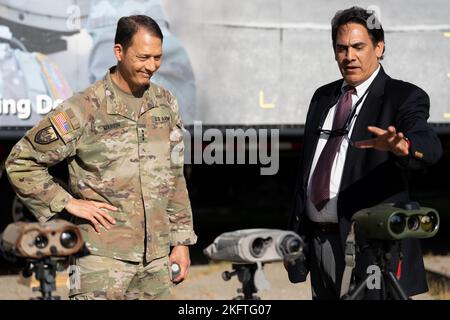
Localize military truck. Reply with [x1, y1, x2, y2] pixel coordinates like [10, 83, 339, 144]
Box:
[0, 1, 449, 256]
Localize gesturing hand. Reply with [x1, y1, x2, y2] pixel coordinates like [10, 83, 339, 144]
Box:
[354, 126, 409, 157]
[65, 198, 117, 233]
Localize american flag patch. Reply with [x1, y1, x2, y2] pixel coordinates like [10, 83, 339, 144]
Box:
[52, 112, 73, 135]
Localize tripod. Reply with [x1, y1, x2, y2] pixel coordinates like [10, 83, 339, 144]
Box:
[22, 257, 67, 300]
[343, 240, 408, 300]
[222, 263, 261, 300]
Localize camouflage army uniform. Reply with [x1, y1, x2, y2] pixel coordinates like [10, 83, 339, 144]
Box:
[69, 254, 173, 300]
[6, 69, 197, 299]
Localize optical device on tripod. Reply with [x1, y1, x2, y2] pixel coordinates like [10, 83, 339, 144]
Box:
[204, 229, 306, 299]
[0, 219, 86, 300]
[341, 202, 439, 300]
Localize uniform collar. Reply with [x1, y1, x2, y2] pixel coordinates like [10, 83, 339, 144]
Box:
[104, 67, 157, 121]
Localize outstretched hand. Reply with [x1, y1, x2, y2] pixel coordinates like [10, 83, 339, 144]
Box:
[354, 126, 409, 157]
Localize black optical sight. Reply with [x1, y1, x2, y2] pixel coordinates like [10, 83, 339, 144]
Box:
[352, 203, 439, 240]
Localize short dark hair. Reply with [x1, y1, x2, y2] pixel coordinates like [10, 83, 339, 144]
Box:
[331, 6, 385, 57]
[114, 15, 163, 51]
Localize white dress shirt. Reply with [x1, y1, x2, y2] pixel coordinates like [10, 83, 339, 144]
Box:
[306, 65, 381, 223]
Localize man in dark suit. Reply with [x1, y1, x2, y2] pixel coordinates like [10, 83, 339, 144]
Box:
[286, 6, 442, 299]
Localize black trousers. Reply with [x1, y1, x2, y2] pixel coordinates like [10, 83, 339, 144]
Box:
[309, 227, 345, 300]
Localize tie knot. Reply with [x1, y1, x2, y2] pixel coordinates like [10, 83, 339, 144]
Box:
[343, 85, 356, 94]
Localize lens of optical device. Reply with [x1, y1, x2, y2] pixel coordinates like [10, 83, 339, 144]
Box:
[34, 234, 48, 249]
[407, 216, 420, 231]
[250, 237, 270, 257]
[389, 213, 406, 235]
[280, 235, 301, 254]
[60, 230, 78, 249]
[421, 212, 438, 232]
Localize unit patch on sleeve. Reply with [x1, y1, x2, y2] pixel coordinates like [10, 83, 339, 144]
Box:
[34, 126, 59, 145]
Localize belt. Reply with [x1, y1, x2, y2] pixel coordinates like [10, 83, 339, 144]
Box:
[310, 222, 340, 234]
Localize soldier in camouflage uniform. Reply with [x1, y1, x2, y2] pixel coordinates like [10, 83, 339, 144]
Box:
[5, 15, 197, 300]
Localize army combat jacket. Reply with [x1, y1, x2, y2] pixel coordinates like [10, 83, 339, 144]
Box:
[6, 69, 197, 262]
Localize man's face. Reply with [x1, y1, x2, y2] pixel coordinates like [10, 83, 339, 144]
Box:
[114, 29, 162, 89]
[335, 23, 384, 86]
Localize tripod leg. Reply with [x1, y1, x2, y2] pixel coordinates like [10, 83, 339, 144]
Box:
[380, 276, 387, 300]
[243, 269, 255, 300]
[343, 274, 371, 300]
[386, 272, 408, 300]
[232, 264, 260, 300]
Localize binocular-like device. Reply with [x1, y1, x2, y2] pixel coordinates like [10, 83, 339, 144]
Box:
[352, 203, 439, 240]
[204, 228, 304, 263]
[0, 219, 84, 259]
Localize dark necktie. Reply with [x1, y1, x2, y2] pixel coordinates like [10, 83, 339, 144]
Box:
[310, 85, 356, 212]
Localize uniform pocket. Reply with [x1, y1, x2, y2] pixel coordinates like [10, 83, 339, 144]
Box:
[69, 255, 109, 296]
[79, 121, 137, 174]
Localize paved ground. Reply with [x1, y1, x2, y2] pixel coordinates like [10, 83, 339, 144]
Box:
[169, 261, 436, 300]
[169, 262, 311, 300]
[0, 258, 446, 300]
[423, 255, 450, 299]
[424, 255, 450, 276]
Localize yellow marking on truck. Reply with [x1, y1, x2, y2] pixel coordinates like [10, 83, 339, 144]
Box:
[444, 113, 450, 118]
[444, 32, 450, 37]
[259, 91, 275, 109]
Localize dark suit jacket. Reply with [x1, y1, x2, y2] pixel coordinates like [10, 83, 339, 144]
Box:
[290, 66, 442, 296]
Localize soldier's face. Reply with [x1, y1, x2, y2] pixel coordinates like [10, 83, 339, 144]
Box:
[116, 29, 162, 89]
[335, 23, 384, 86]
